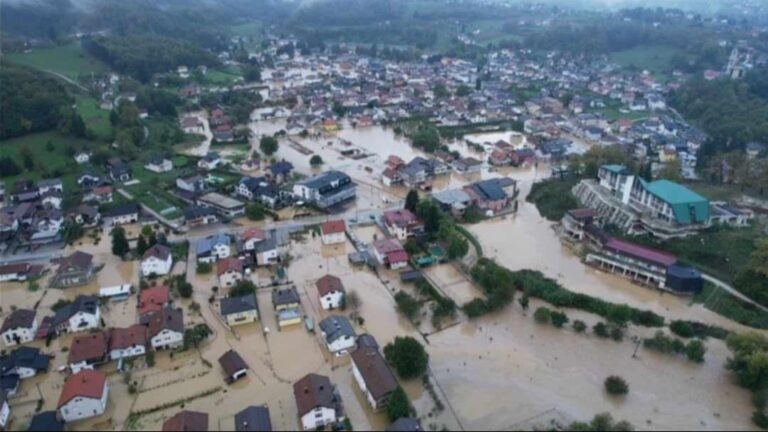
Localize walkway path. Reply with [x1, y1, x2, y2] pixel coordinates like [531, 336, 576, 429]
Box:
[702, 273, 768, 313]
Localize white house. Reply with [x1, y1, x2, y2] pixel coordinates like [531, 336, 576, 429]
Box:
[254, 237, 279, 266]
[52, 296, 100, 335]
[293, 374, 343, 431]
[350, 347, 398, 411]
[144, 157, 173, 173]
[147, 307, 184, 350]
[57, 370, 109, 423]
[198, 153, 222, 170]
[241, 228, 266, 251]
[1, 309, 38, 346]
[141, 244, 173, 277]
[217, 257, 244, 288]
[319, 316, 356, 355]
[108, 325, 147, 361]
[320, 220, 346, 245]
[316, 275, 345, 310]
[196, 234, 231, 263]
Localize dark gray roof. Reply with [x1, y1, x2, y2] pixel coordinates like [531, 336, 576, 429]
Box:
[387, 418, 422, 432]
[271, 288, 300, 306]
[106, 203, 140, 218]
[185, 206, 217, 220]
[0, 347, 50, 375]
[52, 295, 98, 328]
[220, 294, 258, 316]
[319, 315, 355, 344]
[29, 411, 65, 432]
[235, 405, 272, 432]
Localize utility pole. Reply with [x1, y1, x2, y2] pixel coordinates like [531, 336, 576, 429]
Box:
[631, 336, 641, 359]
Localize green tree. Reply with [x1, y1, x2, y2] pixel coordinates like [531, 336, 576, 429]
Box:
[243, 64, 261, 82]
[111, 226, 130, 257]
[229, 280, 257, 297]
[246, 203, 266, 221]
[197, 262, 212, 274]
[260, 136, 279, 156]
[395, 291, 421, 321]
[384, 337, 429, 379]
[415, 200, 442, 235]
[310, 155, 324, 167]
[593, 322, 610, 338]
[19, 144, 35, 170]
[386, 386, 413, 422]
[136, 235, 148, 256]
[410, 124, 441, 153]
[605, 376, 629, 396]
[432, 84, 449, 98]
[405, 190, 420, 213]
[456, 85, 471, 97]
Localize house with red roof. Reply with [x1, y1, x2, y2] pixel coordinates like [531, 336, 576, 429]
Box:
[138, 285, 170, 321]
[67, 332, 109, 373]
[108, 325, 147, 361]
[316, 275, 346, 310]
[382, 209, 422, 240]
[217, 257, 244, 288]
[162, 410, 209, 432]
[371, 239, 409, 270]
[320, 220, 346, 245]
[57, 370, 109, 422]
[241, 228, 266, 251]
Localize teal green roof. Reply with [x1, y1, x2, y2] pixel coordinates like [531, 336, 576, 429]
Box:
[602, 164, 630, 174]
[639, 179, 710, 225]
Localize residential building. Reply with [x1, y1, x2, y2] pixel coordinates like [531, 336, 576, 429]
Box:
[320, 220, 346, 245]
[293, 374, 344, 430]
[145, 157, 173, 173]
[316, 275, 345, 310]
[198, 153, 222, 170]
[177, 175, 207, 194]
[196, 234, 231, 263]
[241, 228, 266, 251]
[217, 257, 244, 288]
[254, 237, 279, 266]
[104, 203, 140, 227]
[147, 307, 184, 350]
[272, 288, 301, 311]
[184, 206, 219, 228]
[371, 239, 409, 270]
[108, 325, 147, 361]
[0, 391, 7, 431]
[235, 406, 272, 432]
[319, 316, 356, 355]
[451, 157, 483, 174]
[218, 349, 248, 384]
[68, 332, 108, 373]
[382, 209, 422, 240]
[561, 208, 602, 241]
[350, 347, 398, 410]
[293, 171, 356, 209]
[57, 370, 109, 423]
[0, 263, 42, 283]
[138, 285, 170, 321]
[1, 309, 38, 346]
[220, 294, 259, 327]
[51, 251, 95, 288]
[51, 295, 100, 335]
[0, 346, 50, 380]
[387, 418, 422, 432]
[162, 410, 209, 432]
[141, 244, 173, 277]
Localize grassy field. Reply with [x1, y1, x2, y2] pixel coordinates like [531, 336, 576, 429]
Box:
[205, 69, 243, 85]
[76, 96, 113, 140]
[7, 43, 107, 80]
[693, 282, 768, 329]
[0, 131, 106, 190]
[609, 45, 680, 81]
[126, 183, 185, 220]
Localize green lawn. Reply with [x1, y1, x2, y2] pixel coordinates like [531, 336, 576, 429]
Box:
[76, 96, 113, 140]
[693, 282, 768, 329]
[0, 132, 107, 187]
[126, 184, 185, 220]
[7, 43, 107, 80]
[205, 68, 243, 85]
[609, 45, 681, 81]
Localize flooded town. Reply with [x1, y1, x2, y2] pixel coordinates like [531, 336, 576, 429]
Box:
[2, 0, 768, 431]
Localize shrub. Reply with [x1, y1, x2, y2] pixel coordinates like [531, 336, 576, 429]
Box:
[197, 262, 212, 274]
[551, 311, 569, 328]
[686, 340, 707, 363]
[670, 320, 695, 338]
[593, 322, 609, 338]
[611, 327, 624, 342]
[573, 320, 587, 333]
[386, 386, 413, 422]
[534, 307, 552, 324]
[605, 376, 629, 396]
